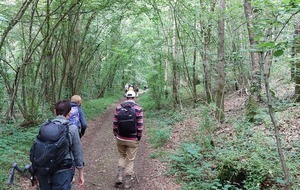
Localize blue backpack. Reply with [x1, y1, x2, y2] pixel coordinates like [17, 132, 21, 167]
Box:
[69, 106, 80, 128]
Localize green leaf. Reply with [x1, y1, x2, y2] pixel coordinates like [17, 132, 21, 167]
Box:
[273, 49, 284, 57]
[256, 41, 275, 49]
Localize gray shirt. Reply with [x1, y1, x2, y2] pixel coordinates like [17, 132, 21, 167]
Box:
[52, 115, 84, 169]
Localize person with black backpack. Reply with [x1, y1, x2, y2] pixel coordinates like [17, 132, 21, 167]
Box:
[113, 90, 144, 189]
[30, 100, 85, 190]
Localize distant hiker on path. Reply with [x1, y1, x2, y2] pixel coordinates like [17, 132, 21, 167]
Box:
[133, 85, 139, 97]
[69, 95, 87, 138]
[125, 83, 129, 93]
[113, 90, 144, 189]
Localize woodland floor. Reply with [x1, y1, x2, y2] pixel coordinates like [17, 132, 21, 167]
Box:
[16, 86, 299, 190]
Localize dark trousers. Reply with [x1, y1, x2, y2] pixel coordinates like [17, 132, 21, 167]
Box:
[37, 169, 74, 190]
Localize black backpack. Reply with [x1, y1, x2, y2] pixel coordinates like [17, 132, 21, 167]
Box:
[117, 102, 137, 136]
[30, 120, 71, 176]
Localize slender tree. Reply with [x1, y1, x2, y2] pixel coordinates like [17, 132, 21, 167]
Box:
[170, 0, 180, 106]
[243, 0, 262, 96]
[215, 0, 225, 122]
[200, 0, 216, 104]
[294, 20, 300, 102]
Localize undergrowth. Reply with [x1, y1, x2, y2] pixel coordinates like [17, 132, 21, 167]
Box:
[141, 91, 300, 190]
[139, 93, 185, 148]
[0, 95, 120, 189]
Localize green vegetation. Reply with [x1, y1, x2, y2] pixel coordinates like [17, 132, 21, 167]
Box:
[139, 93, 185, 149]
[82, 94, 122, 120]
[141, 90, 300, 189]
[0, 126, 38, 190]
[1, 0, 300, 189]
[0, 95, 120, 189]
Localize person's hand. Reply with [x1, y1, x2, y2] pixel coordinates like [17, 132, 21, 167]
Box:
[80, 128, 86, 137]
[78, 177, 84, 189]
[78, 174, 84, 189]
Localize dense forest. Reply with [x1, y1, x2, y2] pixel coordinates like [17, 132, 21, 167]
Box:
[0, 0, 299, 189]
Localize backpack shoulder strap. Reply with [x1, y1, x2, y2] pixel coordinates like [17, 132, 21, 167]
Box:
[63, 122, 71, 149]
[121, 102, 136, 108]
[49, 120, 71, 148]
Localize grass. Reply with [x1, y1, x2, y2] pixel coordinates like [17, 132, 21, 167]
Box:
[139, 91, 187, 149]
[82, 94, 122, 120]
[0, 94, 121, 189]
[0, 126, 38, 190]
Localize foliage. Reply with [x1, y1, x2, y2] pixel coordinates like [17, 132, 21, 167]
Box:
[0, 96, 119, 188]
[166, 116, 299, 189]
[142, 89, 299, 189]
[138, 89, 173, 111]
[82, 94, 121, 120]
[140, 92, 186, 148]
[148, 125, 171, 148]
[245, 95, 260, 123]
[145, 63, 168, 109]
[144, 109, 174, 148]
[150, 151, 167, 159]
[0, 125, 38, 189]
[1, 0, 300, 188]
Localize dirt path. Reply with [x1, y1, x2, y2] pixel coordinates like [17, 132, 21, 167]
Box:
[73, 97, 181, 190]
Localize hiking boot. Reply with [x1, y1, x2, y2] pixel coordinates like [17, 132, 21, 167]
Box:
[115, 167, 124, 187]
[124, 175, 132, 189]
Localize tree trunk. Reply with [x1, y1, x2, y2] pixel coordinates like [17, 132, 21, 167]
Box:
[192, 27, 197, 106]
[215, 0, 225, 122]
[243, 0, 262, 96]
[171, 0, 179, 106]
[200, 0, 216, 104]
[294, 21, 300, 102]
[260, 53, 292, 190]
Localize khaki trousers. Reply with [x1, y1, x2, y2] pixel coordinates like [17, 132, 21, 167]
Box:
[116, 138, 138, 176]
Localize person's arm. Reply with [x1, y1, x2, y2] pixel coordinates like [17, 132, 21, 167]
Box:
[136, 106, 143, 140]
[78, 107, 87, 136]
[77, 168, 84, 188]
[113, 107, 120, 136]
[70, 125, 85, 180]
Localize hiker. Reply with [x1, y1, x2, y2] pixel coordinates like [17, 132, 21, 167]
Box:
[133, 85, 139, 97]
[128, 84, 134, 92]
[113, 90, 144, 189]
[125, 83, 129, 93]
[69, 95, 87, 138]
[35, 100, 85, 190]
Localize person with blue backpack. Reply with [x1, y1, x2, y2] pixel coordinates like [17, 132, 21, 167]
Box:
[69, 95, 87, 138]
[113, 90, 144, 189]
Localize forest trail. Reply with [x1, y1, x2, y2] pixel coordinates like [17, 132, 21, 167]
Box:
[73, 96, 181, 190]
